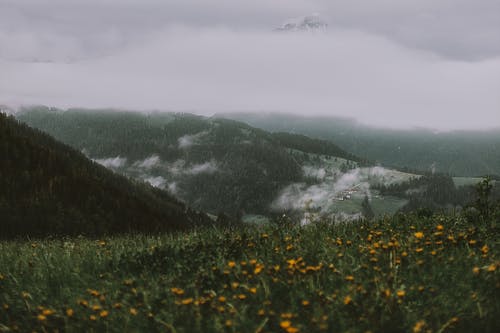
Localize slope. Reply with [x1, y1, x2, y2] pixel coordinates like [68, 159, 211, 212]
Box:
[17, 107, 367, 217]
[218, 112, 500, 177]
[0, 113, 209, 238]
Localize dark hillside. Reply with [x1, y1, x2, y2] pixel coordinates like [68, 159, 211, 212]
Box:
[17, 108, 363, 216]
[0, 113, 208, 238]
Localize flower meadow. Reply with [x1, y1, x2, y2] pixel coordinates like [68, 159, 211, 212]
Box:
[0, 214, 498, 332]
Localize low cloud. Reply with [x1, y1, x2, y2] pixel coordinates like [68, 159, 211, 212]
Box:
[1, 26, 499, 130]
[144, 176, 166, 189]
[133, 155, 161, 169]
[94, 156, 127, 169]
[272, 166, 412, 213]
[178, 131, 209, 149]
[303, 166, 326, 180]
[185, 160, 218, 175]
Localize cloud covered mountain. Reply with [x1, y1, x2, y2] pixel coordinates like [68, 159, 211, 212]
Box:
[275, 14, 327, 32]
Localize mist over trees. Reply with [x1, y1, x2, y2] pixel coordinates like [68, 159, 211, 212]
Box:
[221, 113, 500, 177]
[0, 112, 210, 238]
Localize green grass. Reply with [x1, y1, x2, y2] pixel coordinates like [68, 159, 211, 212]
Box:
[328, 193, 407, 217]
[371, 196, 409, 216]
[453, 177, 485, 188]
[0, 215, 499, 333]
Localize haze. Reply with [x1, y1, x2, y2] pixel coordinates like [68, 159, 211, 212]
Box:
[1, 0, 500, 130]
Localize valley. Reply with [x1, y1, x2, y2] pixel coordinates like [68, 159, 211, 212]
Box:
[17, 107, 429, 222]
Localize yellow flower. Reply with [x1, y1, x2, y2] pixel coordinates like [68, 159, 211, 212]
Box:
[238, 294, 247, 300]
[225, 320, 232, 327]
[413, 320, 426, 333]
[472, 266, 480, 275]
[280, 321, 292, 329]
[254, 266, 263, 275]
[383, 289, 391, 298]
[66, 308, 74, 317]
[258, 309, 265, 316]
[42, 309, 54, 316]
[302, 300, 310, 306]
[436, 225, 444, 231]
[89, 314, 97, 321]
[249, 287, 257, 294]
[287, 327, 299, 333]
[100, 310, 109, 318]
[129, 308, 138, 316]
[415, 248, 424, 253]
[396, 290, 406, 298]
[345, 275, 354, 281]
[481, 245, 489, 255]
[181, 298, 194, 305]
[87, 289, 100, 297]
[37, 314, 47, 321]
[343, 296, 352, 305]
[487, 264, 497, 272]
[228, 261, 236, 268]
[218, 296, 226, 302]
[78, 300, 88, 307]
[170, 287, 184, 296]
[414, 232, 424, 239]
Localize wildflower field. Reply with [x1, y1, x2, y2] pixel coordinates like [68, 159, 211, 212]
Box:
[0, 215, 498, 332]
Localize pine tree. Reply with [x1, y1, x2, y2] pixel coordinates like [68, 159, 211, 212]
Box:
[362, 195, 375, 220]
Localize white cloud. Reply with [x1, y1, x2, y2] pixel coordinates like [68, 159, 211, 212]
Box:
[134, 155, 161, 169]
[93, 156, 127, 168]
[1, 1, 499, 130]
[144, 176, 166, 189]
[185, 161, 218, 175]
[303, 166, 326, 180]
[272, 166, 413, 212]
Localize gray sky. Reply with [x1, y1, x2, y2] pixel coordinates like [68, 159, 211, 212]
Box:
[1, 0, 499, 129]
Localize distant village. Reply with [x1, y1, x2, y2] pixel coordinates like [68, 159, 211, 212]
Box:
[333, 183, 362, 201]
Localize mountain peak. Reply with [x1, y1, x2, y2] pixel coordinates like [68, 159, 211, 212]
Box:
[275, 13, 328, 32]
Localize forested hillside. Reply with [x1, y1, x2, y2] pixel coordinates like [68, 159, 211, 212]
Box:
[17, 107, 364, 216]
[220, 112, 500, 177]
[0, 113, 209, 238]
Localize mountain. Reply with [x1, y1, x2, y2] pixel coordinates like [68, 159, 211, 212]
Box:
[275, 14, 328, 32]
[15, 107, 491, 221]
[217, 112, 500, 177]
[0, 112, 209, 238]
[17, 107, 380, 219]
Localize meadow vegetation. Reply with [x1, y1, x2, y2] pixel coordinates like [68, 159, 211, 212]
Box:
[1, 211, 498, 332]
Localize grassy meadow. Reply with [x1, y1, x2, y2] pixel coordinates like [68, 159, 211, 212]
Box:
[0, 215, 499, 333]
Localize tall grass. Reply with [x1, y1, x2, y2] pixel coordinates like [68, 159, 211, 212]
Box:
[0, 214, 498, 332]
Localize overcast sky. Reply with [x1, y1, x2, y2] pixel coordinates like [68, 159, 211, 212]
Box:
[1, 0, 499, 130]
